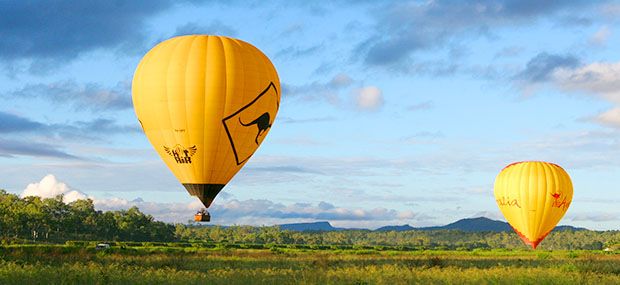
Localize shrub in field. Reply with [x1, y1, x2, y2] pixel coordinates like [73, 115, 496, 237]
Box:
[537, 251, 552, 260]
[65, 241, 88, 247]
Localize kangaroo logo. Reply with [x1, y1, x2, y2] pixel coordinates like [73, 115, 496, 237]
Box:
[222, 82, 279, 165]
[239, 112, 272, 144]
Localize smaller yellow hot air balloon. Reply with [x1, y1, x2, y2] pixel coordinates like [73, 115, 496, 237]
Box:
[494, 161, 573, 249]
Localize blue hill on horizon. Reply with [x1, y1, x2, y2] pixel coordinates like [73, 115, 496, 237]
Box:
[278, 217, 587, 232]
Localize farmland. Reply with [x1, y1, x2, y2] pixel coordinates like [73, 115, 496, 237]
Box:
[1, 244, 620, 284]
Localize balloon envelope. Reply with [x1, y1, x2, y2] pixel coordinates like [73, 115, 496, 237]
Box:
[494, 161, 573, 249]
[132, 35, 280, 208]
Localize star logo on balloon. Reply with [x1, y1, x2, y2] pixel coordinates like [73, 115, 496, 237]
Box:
[222, 82, 279, 165]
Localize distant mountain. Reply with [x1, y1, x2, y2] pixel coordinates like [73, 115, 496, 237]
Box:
[279, 221, 339, 231]
[279, 217, 587, 232]
[375, 225, 415, 232]
[555, 225, 587, 231]
[418, 217, 512, 232]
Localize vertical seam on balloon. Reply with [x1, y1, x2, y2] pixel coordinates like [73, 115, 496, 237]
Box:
[518, 163, 529, 241]
[202, 36, 209, 184]
[213, 36, 226, 183]
[535, 162, 551, 242]
[178, 36, 191, 182]
[503, 165, 518, 232]
[166, 38, 184, 182]
[533, 162, 542, 239]
[186, 35, 198, 182]
[539, 162, 550, 239]
[527, 162, 536, 241]
[513, 164, 525, 237]
[157, 39, 176, 183]
[540, 164, 563, 240]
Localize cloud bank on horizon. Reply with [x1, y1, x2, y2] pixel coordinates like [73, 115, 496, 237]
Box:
[2, 1, 620, 229]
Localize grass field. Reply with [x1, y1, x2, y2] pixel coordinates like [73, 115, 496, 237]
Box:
[1, 245, 620, 284]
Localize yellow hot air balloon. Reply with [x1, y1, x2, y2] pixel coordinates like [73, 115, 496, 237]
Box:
[494, 161, 573, 249]
[132, 35, 280, 221]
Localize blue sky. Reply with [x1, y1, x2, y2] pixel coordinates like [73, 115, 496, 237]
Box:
[2, 1, 620, 229]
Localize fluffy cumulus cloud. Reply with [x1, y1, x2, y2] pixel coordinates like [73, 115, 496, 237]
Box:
[94, 197, 421, 227]
[551, 61, 620, 103]
[21, 174, 87, 203]
[19, 175, 198, 221]
[514, 55, 620, 129]
[544, 60, 620, 128]
[204, 199, 423, 228]
[354, 86, 384, 111]
[17, 174, 421, 226]
[593, 107, 620, 128]
[95, 198, 205, 223]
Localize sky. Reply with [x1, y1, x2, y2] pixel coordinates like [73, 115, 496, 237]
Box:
[2, 0, 620, 230]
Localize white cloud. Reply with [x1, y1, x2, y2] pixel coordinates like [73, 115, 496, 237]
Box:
[471, 211, 505, 221]
[593, 107, 620, 128]
[87, 194, 422, 227]
[354, 86, 384, 110]
[209, 199, 416, 225]
[21, 174, 87, 203]
[549, 61, 620, 129]
[552, 61, 620, 103]
[94, 197, 204, 223]
[568, 212, 619, 222]
[589, 26, 611, 46]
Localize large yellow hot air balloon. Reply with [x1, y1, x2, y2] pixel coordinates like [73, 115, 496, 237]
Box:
[494, 161, 573, 249]
[132, 35, 280, 220]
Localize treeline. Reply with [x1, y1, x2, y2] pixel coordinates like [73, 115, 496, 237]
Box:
[174, 224, 618, 250]
[2, 190, 620, 250]
[0, 190, 174, 242]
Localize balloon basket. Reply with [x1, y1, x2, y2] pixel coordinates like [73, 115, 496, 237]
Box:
[194, 209, 211, 222]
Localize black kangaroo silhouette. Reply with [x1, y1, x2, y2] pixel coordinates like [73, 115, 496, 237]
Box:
[239, 112, 272, 144]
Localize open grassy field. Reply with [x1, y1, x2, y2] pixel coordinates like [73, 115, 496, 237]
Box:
[1, 245, 620, 284]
